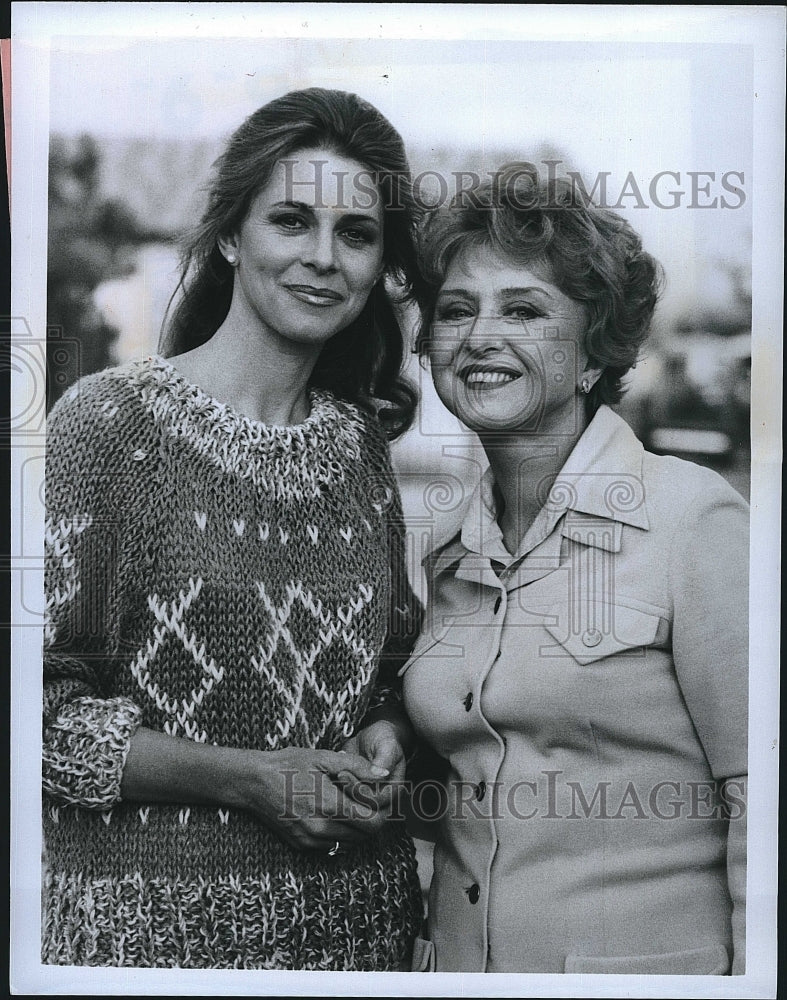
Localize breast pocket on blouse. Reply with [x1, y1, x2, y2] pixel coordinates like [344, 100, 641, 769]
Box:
[540, 600, 664, 666]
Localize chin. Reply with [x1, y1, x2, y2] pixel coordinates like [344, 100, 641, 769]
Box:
[280, 323, 345, 347]
[439, 385, 545, 435]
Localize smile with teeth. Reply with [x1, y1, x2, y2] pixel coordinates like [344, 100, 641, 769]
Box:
[462, 368, 521, 388]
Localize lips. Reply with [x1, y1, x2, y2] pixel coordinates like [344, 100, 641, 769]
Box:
[284, 284, 345, 305]
[458, 363, 522, 389]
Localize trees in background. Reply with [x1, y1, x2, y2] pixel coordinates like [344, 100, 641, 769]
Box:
[46, 134, 166, 409]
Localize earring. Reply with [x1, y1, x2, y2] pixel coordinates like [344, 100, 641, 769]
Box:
[581, 377, 591, 394]
[225, 252, 238, 266]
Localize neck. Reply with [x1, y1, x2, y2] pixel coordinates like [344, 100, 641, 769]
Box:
[481, 418, 589, 554]
[169, 317, 321, 426]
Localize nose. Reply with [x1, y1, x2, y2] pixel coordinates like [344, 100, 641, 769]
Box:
[463, 315, 507, 350]
[431, 315, 503, 366]
[301, 224, 337, 273]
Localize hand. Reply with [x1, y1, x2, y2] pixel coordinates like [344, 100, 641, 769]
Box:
[120, 728, 398, 854]
[346, 719, 407, 780]
[340, 719, 409, 824]
[231, 746, 390, 853]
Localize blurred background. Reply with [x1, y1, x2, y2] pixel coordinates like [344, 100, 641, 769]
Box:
[46, 39, 752, 524]
[45, 32, 753, 906]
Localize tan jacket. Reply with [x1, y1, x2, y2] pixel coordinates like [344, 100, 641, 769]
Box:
[402, 406, 748, 974]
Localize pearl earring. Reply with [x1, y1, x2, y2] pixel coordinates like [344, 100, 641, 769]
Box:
[581, 377, 591, 394]
[226, 252, 238, 266]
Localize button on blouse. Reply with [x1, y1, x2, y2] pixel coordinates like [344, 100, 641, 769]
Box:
[401, 406, 748, 974]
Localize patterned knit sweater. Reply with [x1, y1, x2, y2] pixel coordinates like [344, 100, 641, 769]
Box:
[42, 356, 424, 969]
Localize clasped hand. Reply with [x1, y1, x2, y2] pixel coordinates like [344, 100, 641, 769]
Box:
[243, 721, 406, 853]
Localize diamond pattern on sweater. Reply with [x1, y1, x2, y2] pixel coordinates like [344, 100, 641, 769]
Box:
[129, 577, 225, 743]
[127, 575, 378, 748]
[42, 357, 424, 967]
[252, 579, 376, 747]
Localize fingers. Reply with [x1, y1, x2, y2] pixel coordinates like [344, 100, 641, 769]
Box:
[278, 823, 366, 853]
[304, 818, 369, 846]
[323, 771, 405, 836]
[339, 736, 359, 756]
[339, 776, 407, 830]
[309, 768, 390, 834]
[362, 741, 394, 773]
[368, 737, 405, 775]
[249, 747, 403, 850]
[365, 773, 407, 818]
[332, 750, 407, 824]
[315, 749, 389, 782]
[279, 788, 381, 850]
[352, 718, 407, 767]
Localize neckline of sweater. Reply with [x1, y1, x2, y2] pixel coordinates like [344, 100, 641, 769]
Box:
[147, 354, 336, 436]
[123, 356, 367, 486]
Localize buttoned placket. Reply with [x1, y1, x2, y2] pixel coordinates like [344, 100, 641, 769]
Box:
[455, 512, 572, 970]
[449, 548, 507, 968]
[480, 569, 506, 972]
[452, 560, 519, 968]
[415, 410, 655, 971]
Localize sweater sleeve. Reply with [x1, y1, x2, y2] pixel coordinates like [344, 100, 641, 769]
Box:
[367, 482, 424, 713]
[43, 378, 142, 810]
[360, 418, 423, 716]
[668, 474, 749, 972]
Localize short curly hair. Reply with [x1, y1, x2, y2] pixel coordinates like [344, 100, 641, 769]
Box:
[416, 164, 663, 414]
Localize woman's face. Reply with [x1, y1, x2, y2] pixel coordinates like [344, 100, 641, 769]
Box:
[428, 244, 591, 436]
[224, 146, 385, 348]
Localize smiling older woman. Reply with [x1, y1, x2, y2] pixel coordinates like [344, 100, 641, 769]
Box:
[402, 166, 748, 975]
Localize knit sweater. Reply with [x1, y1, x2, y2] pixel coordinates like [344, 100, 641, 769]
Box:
[42, 356, 424, 969]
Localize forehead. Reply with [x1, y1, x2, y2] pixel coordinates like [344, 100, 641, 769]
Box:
[441, 243, 556, 291]
[257, 146, 382, 217]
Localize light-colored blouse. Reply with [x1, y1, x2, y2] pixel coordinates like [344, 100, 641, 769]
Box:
[402, 405, 748, 974]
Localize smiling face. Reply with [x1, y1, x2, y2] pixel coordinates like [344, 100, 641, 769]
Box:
[220, 146, 385, 349]
[428, 244, 592, 437]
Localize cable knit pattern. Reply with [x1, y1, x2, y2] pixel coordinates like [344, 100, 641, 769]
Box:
[42, 356, 423, 968]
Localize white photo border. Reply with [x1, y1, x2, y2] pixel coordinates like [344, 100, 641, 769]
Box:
[10, 4, 783, 997]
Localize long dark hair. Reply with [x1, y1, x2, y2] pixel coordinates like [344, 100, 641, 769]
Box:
[160, 88, 422, 438]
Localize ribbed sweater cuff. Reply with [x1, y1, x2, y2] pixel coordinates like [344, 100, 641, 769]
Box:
[43, 696, 143, 809]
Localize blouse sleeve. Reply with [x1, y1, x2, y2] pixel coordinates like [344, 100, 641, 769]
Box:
[42, 380, 142, 810]
[668, 474, 749, 972]
[668, 478, 749, 779]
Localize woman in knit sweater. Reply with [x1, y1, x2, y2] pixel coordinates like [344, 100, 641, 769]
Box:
[42, 88, 425, 969]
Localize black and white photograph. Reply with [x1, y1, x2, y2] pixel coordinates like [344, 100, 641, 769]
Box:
[9, 3, 783, 996]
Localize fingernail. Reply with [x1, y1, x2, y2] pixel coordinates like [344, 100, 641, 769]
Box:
[371, 765, 389, 777]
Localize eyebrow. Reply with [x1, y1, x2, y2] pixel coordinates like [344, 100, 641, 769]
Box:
[336, 213, 381, 226]
[498, 286, 556, 300]
[270, 201, 381, 224]
[437, 286, 555, 300]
